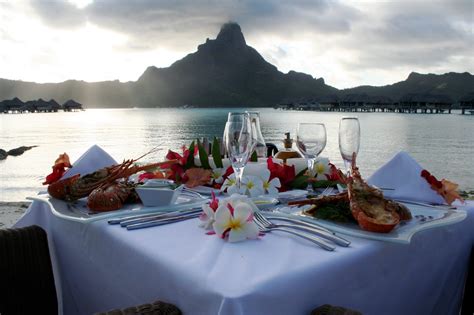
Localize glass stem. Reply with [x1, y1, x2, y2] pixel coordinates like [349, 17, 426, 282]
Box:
[343, 159, 351, 178]
[233, 166, 244, 192]
[307, 158, 315, 192]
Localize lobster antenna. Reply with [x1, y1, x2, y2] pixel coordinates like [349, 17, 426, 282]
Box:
[134, 144, 164, 162]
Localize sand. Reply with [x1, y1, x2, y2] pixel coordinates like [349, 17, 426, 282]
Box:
[0, 202, 30, 229]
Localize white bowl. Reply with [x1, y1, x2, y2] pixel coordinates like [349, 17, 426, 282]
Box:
[135, 186, 181, 207]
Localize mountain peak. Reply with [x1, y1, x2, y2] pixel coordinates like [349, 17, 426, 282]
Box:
[215, 22, 246, 48]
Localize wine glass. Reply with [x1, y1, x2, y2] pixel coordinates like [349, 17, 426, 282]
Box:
[338, 117, 360, 175]
[295, 123, 327, 192]
[224, 113, 254, 192]
[246, 111, 267, 158]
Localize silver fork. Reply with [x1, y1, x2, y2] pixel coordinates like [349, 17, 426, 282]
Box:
[254, 211, 350, 247]
[254, 219, 335, 251]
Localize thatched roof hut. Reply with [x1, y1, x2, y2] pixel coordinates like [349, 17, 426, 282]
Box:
[0, 97, 25, 111]
[317, 94, 340, 106]
[62, 99, 83, 111]
[459, 92, 474, 106]
[399, 93, 453, 106]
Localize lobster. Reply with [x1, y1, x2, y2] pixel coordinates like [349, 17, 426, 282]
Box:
[46, 151, 177, 212]
[347, 154, 411, 233]
[290, 154, 411, 233]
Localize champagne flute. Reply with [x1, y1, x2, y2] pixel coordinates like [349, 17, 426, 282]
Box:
[296, 123, 327, 192]
[224, 113, 254, 192]
[338, 117, 360, 175]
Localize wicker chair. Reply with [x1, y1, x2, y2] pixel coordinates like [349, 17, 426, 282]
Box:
[461, 247, 474, 315]
[311, 304, 363, 315]
[95, 300, 181, 315]
[0, 225, 58, 315]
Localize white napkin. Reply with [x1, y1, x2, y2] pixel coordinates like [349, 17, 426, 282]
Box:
[62, 145, 117, 179]
[367, 151, 444, 204]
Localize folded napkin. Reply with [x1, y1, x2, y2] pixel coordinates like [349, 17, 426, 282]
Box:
[368, 151, 445, 204]
[62, 145, 117, 179]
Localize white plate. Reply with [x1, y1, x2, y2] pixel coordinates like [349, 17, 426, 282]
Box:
[251, 195, 279, 210]
[184, 185, 221, 195]
[28, 192, 208, 223]
[265, 202, 467, 244]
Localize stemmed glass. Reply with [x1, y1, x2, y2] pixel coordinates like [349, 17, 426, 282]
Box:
[295, 123, 327, 192]
[246, 111, 266, 158]
[338, 117, 360, 175]
[224, 112, 255, 192]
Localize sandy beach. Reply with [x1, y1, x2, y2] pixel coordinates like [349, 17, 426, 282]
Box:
[0, 201, 30, 229]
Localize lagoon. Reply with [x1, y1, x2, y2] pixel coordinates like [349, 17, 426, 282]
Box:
[0, 108, 473, 201]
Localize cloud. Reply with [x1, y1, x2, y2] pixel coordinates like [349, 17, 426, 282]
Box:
[7, 0, 474, 87]
[29, 0, 87, 28]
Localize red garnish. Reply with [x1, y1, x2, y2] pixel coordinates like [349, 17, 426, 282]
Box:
[421, 169, 464, 205]
[267, 158, 296, 191]
[43, 153, 72, 185]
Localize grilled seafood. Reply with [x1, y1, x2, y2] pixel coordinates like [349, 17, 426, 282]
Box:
[47, 159, 175, 202]
[347, 155, 411, 233]
[290, 155, 411, 233]
[87, 181, 141, 212]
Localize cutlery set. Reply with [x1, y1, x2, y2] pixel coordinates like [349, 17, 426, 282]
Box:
[108, 205, 351, 251]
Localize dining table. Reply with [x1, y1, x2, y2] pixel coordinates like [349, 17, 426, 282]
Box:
[14, 195, 474, 315]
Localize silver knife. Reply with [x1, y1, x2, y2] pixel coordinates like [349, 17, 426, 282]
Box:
[126, 213, 200, 230]
[119, 208, 202, 227]
[108, 207, 202, 225]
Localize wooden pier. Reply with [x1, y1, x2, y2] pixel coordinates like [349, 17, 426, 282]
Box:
[276, 93, 474, 115]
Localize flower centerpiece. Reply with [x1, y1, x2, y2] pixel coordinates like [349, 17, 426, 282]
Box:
[137, 138, 346, 196]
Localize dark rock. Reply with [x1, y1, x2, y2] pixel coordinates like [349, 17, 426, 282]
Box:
[7, 145, 38, 156]
[0, 149, 7, 160]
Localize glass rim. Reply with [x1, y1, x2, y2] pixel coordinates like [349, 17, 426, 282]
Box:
[297, 122, 326, 126]
[340, 116, 359, 120]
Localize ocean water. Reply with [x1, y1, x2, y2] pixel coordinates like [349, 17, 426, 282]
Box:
[0, 108, 473, 201]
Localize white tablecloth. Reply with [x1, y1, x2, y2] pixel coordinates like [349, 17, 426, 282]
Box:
[15, 200, 474, 315]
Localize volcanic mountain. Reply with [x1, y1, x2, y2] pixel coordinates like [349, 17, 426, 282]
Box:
[0, 22, 472, 107]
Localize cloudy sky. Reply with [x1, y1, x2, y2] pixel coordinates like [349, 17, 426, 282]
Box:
[1, 0, 472, 89]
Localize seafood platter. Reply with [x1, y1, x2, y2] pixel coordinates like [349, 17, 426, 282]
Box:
[269, 158, 466, 244]
[30, 148, 209, 223]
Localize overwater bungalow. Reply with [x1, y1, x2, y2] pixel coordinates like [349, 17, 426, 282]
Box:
[0, 97, 25, 113]
[317, 94, 340, 111]
[398, 93, 453, 113]
[1, 98, 84, 113]
[459, 92, 474, 114]
[62, 99, 84, 111]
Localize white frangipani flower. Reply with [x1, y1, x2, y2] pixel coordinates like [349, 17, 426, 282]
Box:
[312, 157, 331, 180]
[257, 168, 281, 196]
[241, 175, 264, 197]
[212, 202, 259, 242]
[209, 167, 225, 185]
[221, 174, 242, 195]
[199, 204, 216, 230]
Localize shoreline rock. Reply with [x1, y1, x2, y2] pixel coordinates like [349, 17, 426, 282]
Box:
[0, 145, 38, 160]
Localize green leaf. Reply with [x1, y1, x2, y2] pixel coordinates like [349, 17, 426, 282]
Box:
[290, 175, 310, 189]
[212, 137, 223, 168]
[185, 141, 195, 169]
[250, 150, 258, 162]
[197, 139, 211, 169]
[296, 168, 308, 177]
[312, 180, 338, 189]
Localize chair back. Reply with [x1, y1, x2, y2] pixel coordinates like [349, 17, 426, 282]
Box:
[0, 225, 58, 315]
